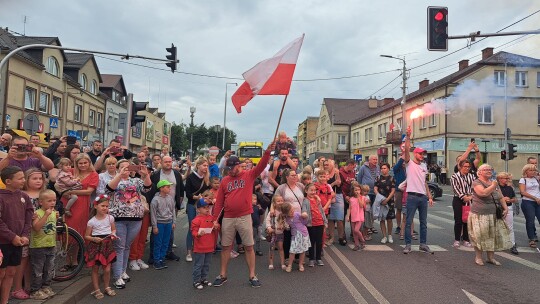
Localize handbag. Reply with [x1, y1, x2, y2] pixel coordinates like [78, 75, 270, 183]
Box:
[491, 194, 503, 219]
[462, 203, 471, 223]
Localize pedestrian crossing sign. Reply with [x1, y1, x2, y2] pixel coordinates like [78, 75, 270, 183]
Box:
[50, 117, 59, 129]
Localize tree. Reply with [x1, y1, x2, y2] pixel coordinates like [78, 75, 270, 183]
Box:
[171, 122, 237, 157]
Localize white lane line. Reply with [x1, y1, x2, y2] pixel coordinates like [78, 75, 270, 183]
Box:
[324, 251, 368, 304]
[442, 194, 453, 197]
[399, 245, 447, 252]
[427, 213, 455, 225]
[495, 251, 540, 271]
[413, 217, 444, 229]
[347, 244, 394, 251]
[462, 289, 488, 304]
[329, 246, 390, 304]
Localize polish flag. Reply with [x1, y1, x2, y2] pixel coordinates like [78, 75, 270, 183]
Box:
[232, 34, 304, 113]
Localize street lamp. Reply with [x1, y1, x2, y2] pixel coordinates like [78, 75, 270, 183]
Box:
[223, 82, 238, 150]
[190, 106, 196, 160]
[380, 55, 408, 133]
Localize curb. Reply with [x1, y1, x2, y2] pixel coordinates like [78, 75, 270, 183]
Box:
[45, 274, 93, 304]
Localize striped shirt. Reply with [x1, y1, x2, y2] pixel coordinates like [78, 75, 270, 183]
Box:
[450, 172, 475, 199]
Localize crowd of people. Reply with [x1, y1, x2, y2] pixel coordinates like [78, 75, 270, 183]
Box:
[0, 129, 538, 302]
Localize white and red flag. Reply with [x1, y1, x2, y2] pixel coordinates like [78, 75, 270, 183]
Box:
[232, 34, 304, 113]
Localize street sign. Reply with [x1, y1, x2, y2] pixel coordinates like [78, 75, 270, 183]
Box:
[49, 117, 59, 129]
[5, 114, 10, 122]
[354, 154, 362, 162]
[67, 130, 80, 140]
[208, 146, 220, 155]
[23, 114, 39, 135]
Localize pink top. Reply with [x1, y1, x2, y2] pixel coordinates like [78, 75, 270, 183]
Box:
[349, 196, 366, 223]
[405, 160, 428, 195]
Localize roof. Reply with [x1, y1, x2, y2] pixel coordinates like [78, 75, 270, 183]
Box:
[0, 28, 67, 64]
[324, 98, 374, 125]
[100, 74, 127, 94]
[64, 53, 103, 82]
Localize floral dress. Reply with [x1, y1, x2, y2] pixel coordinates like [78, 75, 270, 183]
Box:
[375, 175, 396, 220]
[287, 212, 311, 254]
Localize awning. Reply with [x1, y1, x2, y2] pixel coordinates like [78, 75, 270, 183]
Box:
[10, 129, 49, 148]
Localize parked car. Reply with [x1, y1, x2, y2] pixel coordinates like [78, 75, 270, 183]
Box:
[428, 182, 443, 199]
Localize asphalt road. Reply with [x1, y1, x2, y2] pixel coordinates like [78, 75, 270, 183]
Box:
[78, 191, 540, 304]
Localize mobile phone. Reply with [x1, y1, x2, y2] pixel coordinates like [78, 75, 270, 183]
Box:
[17, 144, 33, 152]
[127, 164, 140, 172]
[109, 147, 121, 154]
[230, 151, 235, 155]
[470, 138, 475, 143]
[66, 136, 77, 145]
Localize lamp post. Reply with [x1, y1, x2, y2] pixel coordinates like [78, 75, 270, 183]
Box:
[190, 106, 196, 160]
[223, 82, 238, 150]
[380, 55, 408, 134]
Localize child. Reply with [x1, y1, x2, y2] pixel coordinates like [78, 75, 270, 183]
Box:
[362, 184, 373, 241]
[54, 158, 82, 217]
[0, 166, 34, 304]
[209, 177, 220, 201]
[301, 173, 312, 186]
[201, 189, 215, 214]
[28, 189, 58, 300]
[191, 199, 216, 290]
[302, 183, 328, 267]
[151, 180, 176, 270]
[314, 170, 334, 246]
[346, 184, 367, 251]
[266, 195, 287, 270]
[285, 203, 311, 272]
[251, 194, 264, 256]
[85, 194, 117, 299]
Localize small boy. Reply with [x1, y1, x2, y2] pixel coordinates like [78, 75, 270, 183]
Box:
[0, 166, 34, 304]
[191, 199, 215, 290]
[251, 194, 264, 256]
[209, 177, 220, 202]
[151, 180, 176, 270]
[29, 189, 58, 300]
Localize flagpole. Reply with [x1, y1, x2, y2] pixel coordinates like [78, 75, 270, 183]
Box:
[273, 95, 289, 141]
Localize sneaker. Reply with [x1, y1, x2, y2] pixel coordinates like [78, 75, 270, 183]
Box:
[338, 238, 347, 246]
[403, 244, 412, 254]
[114, 278, 126, 289]
[255, 251, 263, 256]
[201, 280, 212, 287]
[172, 243, 178, 248]
[352, 245, 360, 251]
[316, 260, 324, 266]
[452, 241, 461, 248]
[137, 259, 149, 269]
[193, 282, 203, 290]
[281, 264, 287, 270]
[154, 261, 166, 270]
[413, 230, 418, 235]
[215, 245, 222, 252]
[230, 250, 240, 258]
[388, 235, 394, 244]
[462, 241, 472, 248]
[129, 260, 141, 271]
[249, 276, 261, 288]
[185, 253, 193, 262]
[166, 252, 181, 261]
[511, 245, 519, 255]
[30, 290, 49, 300]
[419, 244, 434, 254]
[308, 260, 315, 267]
[394, 227, 401, 234]
[121, 272, 131, 282]
[147, 258, 154, 265]
[381, 237, 387, 244]
[268, 264, 275, 270]
[42, 286, 55, 297]
[213, 275, 228, 287]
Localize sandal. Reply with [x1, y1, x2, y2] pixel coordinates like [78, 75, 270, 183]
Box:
[299, 265, 305, 272]
[237, 246, 245, 254]
[11, 289, 30, 300]
[486, 259, 501, 266]
[91, 289, 104, 299]
[529, 240, 537, 248]
[412, 235, 418, 240]
[474, 259, 485, 266]
[104, 287, 116, 297]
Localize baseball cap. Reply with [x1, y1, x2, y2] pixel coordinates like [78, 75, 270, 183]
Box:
[413, 147, 427, 154]
[197, 198, 209, 208]
[157, 180, 173, 189]
[226, 155, 240, 169]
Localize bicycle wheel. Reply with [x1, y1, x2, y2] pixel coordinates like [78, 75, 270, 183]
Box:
[53, 226, 86, 281]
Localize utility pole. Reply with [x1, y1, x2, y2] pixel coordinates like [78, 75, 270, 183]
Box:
[380, 55, 407, 133]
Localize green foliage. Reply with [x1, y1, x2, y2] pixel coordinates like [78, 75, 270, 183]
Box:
[170, 122, 237, 156]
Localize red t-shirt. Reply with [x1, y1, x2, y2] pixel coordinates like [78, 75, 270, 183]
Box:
[315, 182, 332, 215]
[309, 198, 324, 226]
[191, 214, 216, 253]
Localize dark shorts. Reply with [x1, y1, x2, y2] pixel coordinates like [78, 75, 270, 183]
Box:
[0, 244, 23, 268]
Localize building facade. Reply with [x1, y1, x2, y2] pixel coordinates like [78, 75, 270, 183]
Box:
[297, 116, 318, 167]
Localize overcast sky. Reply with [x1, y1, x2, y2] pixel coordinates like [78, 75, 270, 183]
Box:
[2, 1, 539, 146]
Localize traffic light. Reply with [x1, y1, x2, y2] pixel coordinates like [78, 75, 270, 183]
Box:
[427, 6, 448, 51]
[508, 143, 517, 160]
[130, 101, 147, 127]
[166, 44, 178, 73]
[500, 150, 507, 160]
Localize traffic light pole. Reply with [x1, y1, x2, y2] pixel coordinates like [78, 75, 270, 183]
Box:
[448, 30, 540, 40]
[123, 93, 134, 148]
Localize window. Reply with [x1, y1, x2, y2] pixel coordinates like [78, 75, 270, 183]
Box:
[515, 71, 527, 87]
[353, 132, 359, 145]
[46, 56, 60, 77]
[429, 114, 436, 127]
[494, 70, 505, 86]
[338, 134, 346, 145]
[39, 92, 49, 113]
[74, 104, 82, 122]
[377, 123, 387, 139]
[97, 112, 103, 129]
[24, 87, 36, 110]
[80, 74, 87, 90]
[51, 97, 60, 116]
[90, 80, 97, 95]
[113, 117, 118, 132]
[537, 72, 540, 88]
[478, 104, 493, 124]
[364, 128, 373, 142]
[397, 118, 403, 130]
[89, 110, 95, 126]
[420, 116, 427, 129]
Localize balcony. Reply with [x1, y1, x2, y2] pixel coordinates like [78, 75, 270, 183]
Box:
[337, 144, 347, 151]
[386, 130, 403, 145]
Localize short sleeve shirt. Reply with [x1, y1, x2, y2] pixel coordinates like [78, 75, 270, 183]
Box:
[87, 215, 115, 236]
[30, 209, 57, 248]
[406, 161, 428, 195]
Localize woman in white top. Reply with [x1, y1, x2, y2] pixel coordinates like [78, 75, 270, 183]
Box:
[275, 169, 305, 258]
[519, 164, 540, 248]
[97, 157, 118, 195]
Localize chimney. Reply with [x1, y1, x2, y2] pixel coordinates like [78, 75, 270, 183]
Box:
[368, 98, 378, 109]
[419, 79, 429, 90]
[458, 59, 469, 71]
[482, 47, 494, 60]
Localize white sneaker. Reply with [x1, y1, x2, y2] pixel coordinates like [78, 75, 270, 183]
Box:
[129, 260, 140, 271]
[137, 259, 149, 269]
[121, 272, 131, 282]
[381, 237, 387, 244]
[186, 254, 193, 262]
[172, 243, 178, 248]
[388, 235, 393, 244]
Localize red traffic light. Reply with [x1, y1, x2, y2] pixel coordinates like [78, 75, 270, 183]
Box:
[434, 9, 447, 21]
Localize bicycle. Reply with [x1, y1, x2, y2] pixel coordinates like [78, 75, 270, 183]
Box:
[53, 190, 86, 282]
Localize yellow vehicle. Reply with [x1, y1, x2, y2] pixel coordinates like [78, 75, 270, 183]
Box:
[237, 141, 264, 166]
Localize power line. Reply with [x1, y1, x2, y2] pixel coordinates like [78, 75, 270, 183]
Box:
[367, 74, 401, 98]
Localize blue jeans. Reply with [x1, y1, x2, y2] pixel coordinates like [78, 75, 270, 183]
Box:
[405, 193, 428, 245]
[149, 229, 175, 261]
[113, 220, 142, 279]
[521, 199, 540, 240]
[192, 252, 212, 283]
[186, 204, 196, 251]
[153, 222, 173, 262]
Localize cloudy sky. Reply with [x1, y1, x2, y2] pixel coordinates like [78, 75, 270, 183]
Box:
[2, 1, 539, 146]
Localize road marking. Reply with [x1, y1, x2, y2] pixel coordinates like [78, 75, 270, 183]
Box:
[462, 289, 488, 304]
[495, 251, 540, 271]
[329, 246, 390, 304]
[412, 217, 444, 229]
[399, 245, 447, 252]
[347, 244, 394, 251]
[442, 194, 453, 197]
[324, 251, 368, 304]
[427, 213, 455, 225]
